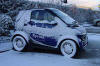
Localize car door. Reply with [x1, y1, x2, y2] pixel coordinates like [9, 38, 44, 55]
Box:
[41, 10, 59, 46]
[27, 10, 59, 47]
[34, 10, 59, 46]
[23, 10, 37, 33]
[29, 10, 46, 44]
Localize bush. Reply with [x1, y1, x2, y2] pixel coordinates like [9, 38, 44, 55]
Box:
[0, 14, 13, 36]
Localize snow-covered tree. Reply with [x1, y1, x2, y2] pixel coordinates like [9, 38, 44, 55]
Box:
[0, 14, 13, 36]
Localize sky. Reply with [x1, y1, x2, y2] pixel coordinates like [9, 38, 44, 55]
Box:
[69, 0, 100, 10]
[28, 0, 100, 11]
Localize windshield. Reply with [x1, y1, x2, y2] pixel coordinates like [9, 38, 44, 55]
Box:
[49, 8, 78, 26]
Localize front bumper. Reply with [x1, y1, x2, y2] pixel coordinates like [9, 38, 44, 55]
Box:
[77, 34, 88, 48]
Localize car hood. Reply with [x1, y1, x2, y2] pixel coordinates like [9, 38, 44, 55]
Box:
[73, 26, 86, 35]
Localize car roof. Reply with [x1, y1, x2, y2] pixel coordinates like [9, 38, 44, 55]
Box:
[29, 8, 57, 11]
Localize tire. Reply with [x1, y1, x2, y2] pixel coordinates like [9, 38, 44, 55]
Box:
[60, 40, 79, 58]
[12, 36, 28, 52]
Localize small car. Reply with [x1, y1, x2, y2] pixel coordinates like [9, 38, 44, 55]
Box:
[12, 8, 88, 58]
[93, 19, 100, 26]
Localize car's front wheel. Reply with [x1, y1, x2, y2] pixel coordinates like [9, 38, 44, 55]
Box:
[60, 40, 79, 58]
[12, 36, 28, 52]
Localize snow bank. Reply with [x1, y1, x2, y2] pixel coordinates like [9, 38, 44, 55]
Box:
[0, 37, 12, 52]
[0, 42, 12, 52]
[86, 27, 100, 33]
[87, 33, 100, 49]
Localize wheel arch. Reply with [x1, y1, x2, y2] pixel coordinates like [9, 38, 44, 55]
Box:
[56, 35, 79, 48]
[11, 31, 29, 43]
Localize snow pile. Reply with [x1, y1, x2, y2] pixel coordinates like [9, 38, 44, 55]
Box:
[87, 33, 100, 49]
[0, 37, 12, 52]
[86, 26, 100, 33]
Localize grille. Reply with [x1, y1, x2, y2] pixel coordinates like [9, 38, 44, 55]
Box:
[77, 34, 87, 46]
[77, 34, 86, 41]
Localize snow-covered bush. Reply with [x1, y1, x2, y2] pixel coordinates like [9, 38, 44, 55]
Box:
[0, 27, 4, 35]
[0, 14, 13, 36]
[61, 6, 94, 24]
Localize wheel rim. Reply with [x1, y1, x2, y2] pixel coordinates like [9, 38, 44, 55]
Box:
[63, 42, 73, 55]
[13, 36, 26, 51]
[60, 40, 77, 58]
[15, 39, 24, 48]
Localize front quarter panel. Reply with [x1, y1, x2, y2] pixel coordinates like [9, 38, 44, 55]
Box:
[12, 31, 29, 42]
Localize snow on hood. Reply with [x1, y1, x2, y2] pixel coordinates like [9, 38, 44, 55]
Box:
[73, 26, 86, 35]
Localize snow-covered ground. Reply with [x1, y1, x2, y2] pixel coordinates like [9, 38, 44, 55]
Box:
[82, 23, 100, 33]
[0, 42, 12, 52]
[86, 27, 100, 33]
[0, 33, 100, 66]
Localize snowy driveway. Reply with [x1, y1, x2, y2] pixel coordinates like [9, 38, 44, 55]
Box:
[0, 33, 100, 66]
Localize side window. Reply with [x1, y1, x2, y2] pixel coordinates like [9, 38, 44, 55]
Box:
[37, 10, 45, 21]
[31, 10, 39, 20]
[44, 12, 55, 22]
[31, 10, 55, 22]
[30, 10, 45, 27]
[31, 10, 45, 21]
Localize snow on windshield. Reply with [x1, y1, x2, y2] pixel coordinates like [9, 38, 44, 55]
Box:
[51, 9, 75, 25]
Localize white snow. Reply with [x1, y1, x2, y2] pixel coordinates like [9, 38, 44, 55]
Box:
[87, 33, 100, 49]
[0, 33, 100, 66]
[0, 42, 12, 52]
[86, 26, 100, 33]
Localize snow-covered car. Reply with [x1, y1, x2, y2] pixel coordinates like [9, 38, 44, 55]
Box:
[93, 19, 100, 26]
[12, 8, 88, 58]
